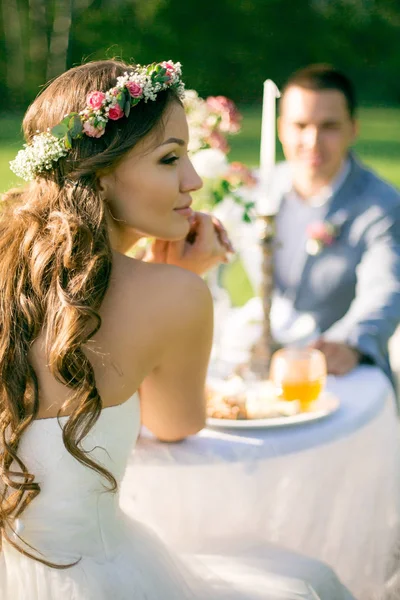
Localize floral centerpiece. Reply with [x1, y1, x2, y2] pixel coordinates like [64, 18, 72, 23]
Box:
[184, 90, 256, 224]
[184, 91, 260, 342]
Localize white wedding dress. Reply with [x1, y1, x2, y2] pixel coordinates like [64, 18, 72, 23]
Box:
[0, 393, 355, 599]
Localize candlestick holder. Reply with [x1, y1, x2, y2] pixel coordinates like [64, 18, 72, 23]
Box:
[248, 213, 278, 379]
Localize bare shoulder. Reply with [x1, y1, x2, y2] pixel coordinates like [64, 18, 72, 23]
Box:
[105, 252, 213, 332]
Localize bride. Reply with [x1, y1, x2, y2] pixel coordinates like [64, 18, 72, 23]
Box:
[0, 58, 354, 599]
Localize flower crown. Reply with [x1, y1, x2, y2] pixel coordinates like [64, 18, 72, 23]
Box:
[10, 60, 184, 181]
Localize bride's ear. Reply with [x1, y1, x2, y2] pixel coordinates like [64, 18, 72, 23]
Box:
[97, 173, 111, 199]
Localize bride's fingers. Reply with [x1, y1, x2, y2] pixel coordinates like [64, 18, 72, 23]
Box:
[189, 213, 226, 253]
[184, 213, 211, 248]
[211, 216, 235, 253]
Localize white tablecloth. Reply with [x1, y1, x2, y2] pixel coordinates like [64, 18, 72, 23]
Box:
[121, 366, 400, 598]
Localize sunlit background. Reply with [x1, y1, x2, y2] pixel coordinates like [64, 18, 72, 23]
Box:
[1, 0, 399, 191]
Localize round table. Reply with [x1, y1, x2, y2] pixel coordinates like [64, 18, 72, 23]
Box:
[120, 366, 400, 598]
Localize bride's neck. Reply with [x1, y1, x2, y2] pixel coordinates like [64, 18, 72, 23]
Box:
[107, 218, 144, 255]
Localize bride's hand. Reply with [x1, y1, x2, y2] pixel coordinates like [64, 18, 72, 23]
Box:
[145, 212, 234, 275]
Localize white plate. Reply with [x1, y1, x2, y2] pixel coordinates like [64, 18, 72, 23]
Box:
[206, 391, 340, 429]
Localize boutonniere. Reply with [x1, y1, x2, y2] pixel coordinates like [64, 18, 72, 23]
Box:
[306, 221, 341, 256]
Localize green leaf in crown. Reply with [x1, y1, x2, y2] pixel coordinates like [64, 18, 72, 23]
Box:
[151, 67, 168, 84]
[124, 101, 131, 118]
[65, 130, 73, 149]
[117, 91, 127, 110]
[69, 115, 83, 138]
[146, 64, 157, 75]
[51, 123, 69, 139]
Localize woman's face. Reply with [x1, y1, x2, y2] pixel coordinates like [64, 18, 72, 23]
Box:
[99, 101, 202, 251]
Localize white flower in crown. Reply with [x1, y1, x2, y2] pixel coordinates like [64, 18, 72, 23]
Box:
[10, 132, 69, 181]
[10, 60, 185, 181]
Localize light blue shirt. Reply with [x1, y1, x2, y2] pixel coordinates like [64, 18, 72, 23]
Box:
[274, 160, 351, 292]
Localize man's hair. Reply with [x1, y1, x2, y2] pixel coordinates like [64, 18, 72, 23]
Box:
[281, 64, 357, 118]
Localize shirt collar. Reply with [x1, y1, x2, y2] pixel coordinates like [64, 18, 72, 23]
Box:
[289, 158, 351, 207]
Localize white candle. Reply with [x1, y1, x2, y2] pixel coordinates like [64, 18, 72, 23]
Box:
[258, 79, 280, 215]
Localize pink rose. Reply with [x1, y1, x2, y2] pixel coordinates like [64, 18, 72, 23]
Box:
[162, 61, 175, 81]
[225, 162, 257, 188]
[126, 81, 142, 98]
[206, 96, 231, 113]
[86, 91, 106, 111]
[83, 121, 105, 138]
[306, 222, 335, 245]
[206, 130, 230, 153]
[206, 96, 242, 134]
[108, 105, 124, 120]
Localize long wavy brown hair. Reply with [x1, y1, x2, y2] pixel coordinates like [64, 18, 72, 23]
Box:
[0, 59, 180, 566]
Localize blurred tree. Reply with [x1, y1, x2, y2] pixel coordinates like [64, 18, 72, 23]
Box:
[1, 0, 26, 107]
[0, 0, 97, 109]
[1, 0, 399, 109]
[29, 0, 48, 87]
[47, 0, 73, 80]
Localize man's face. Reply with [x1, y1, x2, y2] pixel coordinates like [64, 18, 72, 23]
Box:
[278, 86, 358, 189]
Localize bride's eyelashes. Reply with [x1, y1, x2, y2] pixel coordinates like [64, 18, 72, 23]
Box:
[160, 154, 179, 166]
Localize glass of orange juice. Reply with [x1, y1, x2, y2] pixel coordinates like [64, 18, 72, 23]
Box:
[269, 348, 327, 411]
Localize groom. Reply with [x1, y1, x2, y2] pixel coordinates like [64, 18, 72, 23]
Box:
[267, 64, 400, 383]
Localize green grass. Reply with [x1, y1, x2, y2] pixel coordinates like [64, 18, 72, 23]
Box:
[0, 115, 24, 193]
[1, 107, 400, 192]
[1, 107, 400, 193]
[221, 258, 254, 307]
